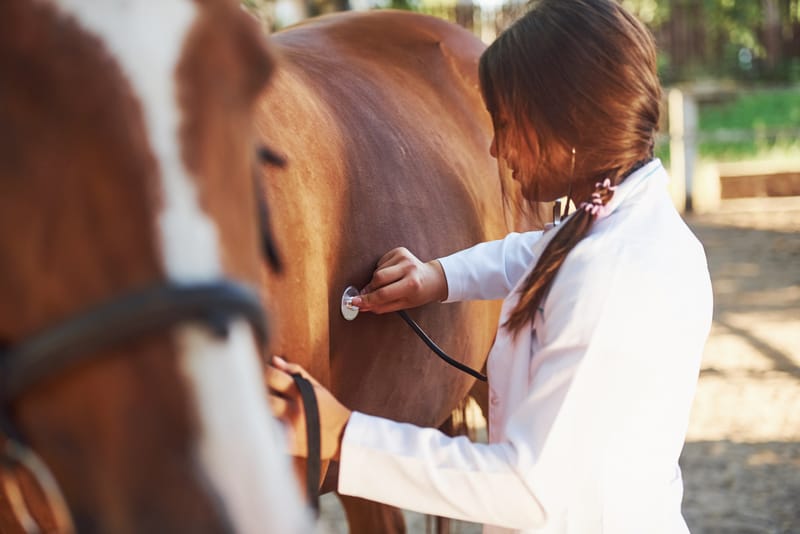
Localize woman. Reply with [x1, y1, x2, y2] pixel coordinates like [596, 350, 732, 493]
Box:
[267, 0, 713, 531]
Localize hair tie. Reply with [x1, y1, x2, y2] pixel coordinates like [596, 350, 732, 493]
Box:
[579, 177, 617, 219]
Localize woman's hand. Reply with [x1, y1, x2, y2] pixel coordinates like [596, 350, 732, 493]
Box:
[266, 356, 352, 461]
[349, 247, 448, 314]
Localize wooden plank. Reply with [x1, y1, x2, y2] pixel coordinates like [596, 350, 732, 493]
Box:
[720, 172, 800, 198]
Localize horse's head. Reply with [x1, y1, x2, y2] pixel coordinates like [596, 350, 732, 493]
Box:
[0, 1, 306, 532]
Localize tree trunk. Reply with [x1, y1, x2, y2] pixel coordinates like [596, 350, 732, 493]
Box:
[763, 0, 782, 69]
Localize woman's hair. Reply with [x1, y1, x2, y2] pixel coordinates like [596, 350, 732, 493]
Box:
[478, 0, 662, 334]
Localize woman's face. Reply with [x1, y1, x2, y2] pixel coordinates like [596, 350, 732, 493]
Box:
[489, 114, 526, 183]
[490, 113, 565, 202]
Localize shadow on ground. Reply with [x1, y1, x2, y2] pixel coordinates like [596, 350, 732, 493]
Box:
[681, 440, 800, 534]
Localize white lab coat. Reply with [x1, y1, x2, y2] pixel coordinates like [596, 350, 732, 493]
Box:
[338, 160, 713, 533]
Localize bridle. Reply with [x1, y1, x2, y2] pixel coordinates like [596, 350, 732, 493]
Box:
[0, 282, 270, 404]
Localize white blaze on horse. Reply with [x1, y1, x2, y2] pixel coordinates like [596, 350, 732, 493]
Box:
[0, 1, 308, 532]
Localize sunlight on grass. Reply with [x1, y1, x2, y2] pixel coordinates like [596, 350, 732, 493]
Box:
[657, 86, 800, 165]
[699, 89, 800, 132]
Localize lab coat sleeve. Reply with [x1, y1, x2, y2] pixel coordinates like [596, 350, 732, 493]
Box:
[437, 231, 544, 302]
[338, 411, 546, 529]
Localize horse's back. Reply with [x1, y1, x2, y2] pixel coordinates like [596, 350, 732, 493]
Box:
[259, 11, 508, 426]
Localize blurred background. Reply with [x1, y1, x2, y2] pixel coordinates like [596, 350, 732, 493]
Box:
[244, 1, 799, 532]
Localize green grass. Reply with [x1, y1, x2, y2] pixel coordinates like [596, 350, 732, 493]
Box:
[656, 86, 800, 164]
[698, 89, 800, 131]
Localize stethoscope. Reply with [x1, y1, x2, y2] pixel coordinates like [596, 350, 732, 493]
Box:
[336, 193, 573, 384]
[340, 286, 487, 382]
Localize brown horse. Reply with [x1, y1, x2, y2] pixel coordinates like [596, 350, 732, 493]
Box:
[0, 1, 309, 532]
[256, 10, 534, 531]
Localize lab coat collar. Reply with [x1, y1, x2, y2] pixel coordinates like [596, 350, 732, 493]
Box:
[599, 158, 666, 220]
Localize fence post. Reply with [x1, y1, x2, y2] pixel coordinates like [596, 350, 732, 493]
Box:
[668, 88, 698, 213]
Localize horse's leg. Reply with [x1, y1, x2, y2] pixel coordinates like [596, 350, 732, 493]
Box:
[468, 380, 489, 435]
[323, 462, 406, 533]
[430, 391, 489, 534]
[338, 494, 406, 534]
[430, 515, 451, 534]
[331, 392, 488, 534]
[427, 409, 466, 534]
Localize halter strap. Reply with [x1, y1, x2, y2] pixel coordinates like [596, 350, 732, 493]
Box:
[0, 280, 268, 403]
[290, 373, 321, 515]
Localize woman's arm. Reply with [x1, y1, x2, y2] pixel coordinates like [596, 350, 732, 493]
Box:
[338, 412, 547, 529]
[348, 247, 449, 313]
[353, 231, 544, 312]
[438, 230, 543, 302]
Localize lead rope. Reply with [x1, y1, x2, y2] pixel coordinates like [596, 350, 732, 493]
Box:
[289, 373, 321, 516]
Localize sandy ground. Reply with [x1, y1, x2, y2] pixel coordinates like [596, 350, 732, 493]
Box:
[319, 196, 800, 533]
[680, 196, 800, 534]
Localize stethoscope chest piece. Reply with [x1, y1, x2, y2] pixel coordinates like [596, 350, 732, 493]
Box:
[341, 286, 360, 321]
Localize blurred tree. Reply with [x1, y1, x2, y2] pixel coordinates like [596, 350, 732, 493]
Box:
[247, 0, 799, 82]
[623, 0, 799, 82]
[243, 0, 349, 30]
[764, 0, 781, 68]
[242, 0, 276, 29]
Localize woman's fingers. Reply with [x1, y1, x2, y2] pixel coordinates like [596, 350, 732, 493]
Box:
[268, 393, 290, 419]
[265, 358, 307, 457]
[353, 249, 427, 313]
[362, 257, 411, 292]
[270, 356, 325, 390]
[369, 263, 407, 291]
[272, 355, 308, 379]
[368, 248, 416, 292]
[360, 280, 417, 313]
[265, 361, 296, 393]
[266, 356, 353, 461]
[376, 246, 410, 269]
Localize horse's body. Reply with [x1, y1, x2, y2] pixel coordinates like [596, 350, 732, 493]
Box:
[256, 10, 532, 530]
[0, 1, 308, 532]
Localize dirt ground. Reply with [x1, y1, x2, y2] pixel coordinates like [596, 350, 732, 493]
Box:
[319, 196, 800, 533]
[680, 196, 800, 534]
